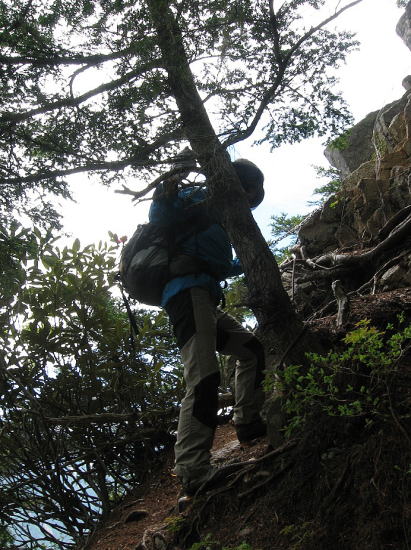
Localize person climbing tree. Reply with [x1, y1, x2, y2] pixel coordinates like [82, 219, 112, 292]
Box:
[148, 156, 267, 508]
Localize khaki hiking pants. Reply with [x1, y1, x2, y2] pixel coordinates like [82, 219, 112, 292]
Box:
[165, 286, 265, 490]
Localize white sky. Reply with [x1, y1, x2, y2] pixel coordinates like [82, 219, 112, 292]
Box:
[60, 0, 410, 244]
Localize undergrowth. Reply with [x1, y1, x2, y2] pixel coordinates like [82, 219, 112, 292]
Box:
[266, 317, 411, 437]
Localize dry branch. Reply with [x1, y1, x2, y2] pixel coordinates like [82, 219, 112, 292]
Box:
[377, 205, 411, 242]
[329, 212, 411, 268]
[115, 166, 202, 201]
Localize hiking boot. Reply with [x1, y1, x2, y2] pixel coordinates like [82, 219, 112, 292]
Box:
[176, 467, 220, 513]
[177, 492, 194, 513]
[176, 477, 209, 513]
[235, 418, 267, 444]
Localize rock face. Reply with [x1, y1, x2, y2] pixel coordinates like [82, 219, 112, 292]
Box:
[298, 90, 411, 257]
[324, 110, 378, 177]
[283, 82, 411, 316]
[396, 0, 411, 51]
[324, 93, 411, 179]
[373, 91, 411, 157]
[376, 253, 411, 292]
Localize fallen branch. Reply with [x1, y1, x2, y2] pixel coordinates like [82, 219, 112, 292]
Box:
[294, 215, 411, 291]
[297, 212, 411, 278]
[294, 266, 351, 284]
[42, 408, 178, 425]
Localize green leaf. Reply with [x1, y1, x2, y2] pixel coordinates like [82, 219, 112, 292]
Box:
[72, 238, 81, 252]
[41, 255, 58, 268]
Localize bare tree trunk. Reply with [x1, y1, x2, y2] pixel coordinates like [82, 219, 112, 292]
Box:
[146, 0, 311, 363]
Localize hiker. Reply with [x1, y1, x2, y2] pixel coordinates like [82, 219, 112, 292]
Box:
[148, 157, 266, 503]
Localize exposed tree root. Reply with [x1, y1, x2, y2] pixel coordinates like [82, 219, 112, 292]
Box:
[282, 208, 411, 292]
[179, 440, 297, 546]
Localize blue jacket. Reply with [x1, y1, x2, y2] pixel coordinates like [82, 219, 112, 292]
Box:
[149, 186, 243, 306]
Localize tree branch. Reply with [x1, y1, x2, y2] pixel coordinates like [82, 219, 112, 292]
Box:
[0, 46, 138, 66]
[285, 0, 364, 63]
[1, 60, 162, 124]
[269, 0, 283, 65]
[0, 128, 183, 186]
[0, 159, 148, 185]
[115, 165, 203, 200]
[331, 212, 411, 267]
[222, 69, 286, 147]
[222, 0, 364, 147]
[42, 409, 176, 425]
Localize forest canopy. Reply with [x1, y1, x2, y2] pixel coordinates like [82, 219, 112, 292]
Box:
[0, 0, 362, 224]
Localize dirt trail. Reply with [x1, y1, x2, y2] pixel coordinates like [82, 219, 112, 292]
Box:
[86, 423, 269, 550]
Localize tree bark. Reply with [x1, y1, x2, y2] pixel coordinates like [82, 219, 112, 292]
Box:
[146, 0, 312, 362]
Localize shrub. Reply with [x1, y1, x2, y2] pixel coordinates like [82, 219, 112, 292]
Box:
[267, 318, 411, 437]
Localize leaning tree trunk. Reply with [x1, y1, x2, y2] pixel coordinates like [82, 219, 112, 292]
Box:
[146, 0, 313, 364]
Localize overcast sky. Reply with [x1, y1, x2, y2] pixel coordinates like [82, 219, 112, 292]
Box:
[60, 0, 410, 244]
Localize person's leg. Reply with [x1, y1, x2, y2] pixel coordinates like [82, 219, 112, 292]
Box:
[165, 287, 220, 494]
[216, 310, 266, 441]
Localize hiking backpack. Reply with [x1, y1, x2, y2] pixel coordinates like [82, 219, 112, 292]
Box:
[119, 220, 210, 306]
[119, 222, 175, 306]
[119, 186, 216, 306]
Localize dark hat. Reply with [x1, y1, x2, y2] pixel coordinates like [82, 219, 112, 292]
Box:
[232, 158, 265, 208]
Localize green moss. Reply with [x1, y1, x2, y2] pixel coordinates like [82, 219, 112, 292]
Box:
[165, 515, 187, 533]
[328, 128, 352, 151]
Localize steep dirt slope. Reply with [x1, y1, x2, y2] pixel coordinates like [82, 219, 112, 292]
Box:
[84, 288, 411, 550]
[85, 424, 271, 550]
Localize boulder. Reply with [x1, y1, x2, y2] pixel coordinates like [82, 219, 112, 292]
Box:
[324, 91, 411, 179]
[377, 254, 411, 292]
[396, 1, 411, 51]
[402, 75, 411, 91]
[324, 110, 378, 177]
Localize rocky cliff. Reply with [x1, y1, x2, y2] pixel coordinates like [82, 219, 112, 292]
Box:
[283, 68, 411, 316]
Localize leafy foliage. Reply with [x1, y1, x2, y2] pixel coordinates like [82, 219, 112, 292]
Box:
[267, 318, 411, 437]
[0, 220, 258, 548]
[0, 222, 183, 547]
[0, 0, 359, 216]
[307, 166, 342, 207]
[0, 523, 14, 548]
[269, 212, 307, 262]
[224, 276, 254, 323]
[327, 128, 352, 151]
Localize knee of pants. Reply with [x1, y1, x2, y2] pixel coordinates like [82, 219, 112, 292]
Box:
[192, 371, 220, 429]
[243, 337, 265, 388]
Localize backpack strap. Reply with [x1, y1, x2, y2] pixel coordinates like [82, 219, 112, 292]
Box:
[115, 273, 139, 340]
